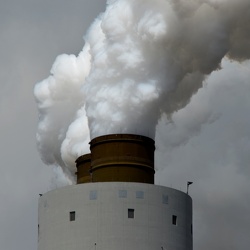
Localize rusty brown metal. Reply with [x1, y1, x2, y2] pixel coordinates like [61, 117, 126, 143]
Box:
[75, 153, 92, 184]
[89, 134, 155, 184]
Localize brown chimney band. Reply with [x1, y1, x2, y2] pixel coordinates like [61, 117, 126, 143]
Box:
[89, 134, 155, 184]
[75, 153, 92, 184]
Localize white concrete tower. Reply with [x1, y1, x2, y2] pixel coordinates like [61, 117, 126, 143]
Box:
[38, 134, 193, 250]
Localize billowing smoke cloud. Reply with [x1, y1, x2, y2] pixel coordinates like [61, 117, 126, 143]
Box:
[34, 47, 91, 178]
[34, 0, 250, 179]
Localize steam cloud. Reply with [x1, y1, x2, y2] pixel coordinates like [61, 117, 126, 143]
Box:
[34, 0, 250, 180]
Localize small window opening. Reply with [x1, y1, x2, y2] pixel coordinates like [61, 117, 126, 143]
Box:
[136, 191, 144, 199]
[162, 194, 168, 204]
[128, 208, 134, 218]
[89, 190, 97, 200]
[70, 211, 75, 221]
[119, 190, 127, 198]
[172, 215, 177, 225]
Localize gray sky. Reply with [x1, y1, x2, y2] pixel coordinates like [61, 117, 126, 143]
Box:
[0, 1, 249, 250]
[0, 1, 106, 249]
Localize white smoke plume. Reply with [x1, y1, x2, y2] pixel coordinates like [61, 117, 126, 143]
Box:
[34, 0, 250, 179]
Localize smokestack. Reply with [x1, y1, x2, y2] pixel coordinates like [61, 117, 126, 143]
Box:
[75, 134, 155, 184]
[75, 153, 92, 184]
[39, 133, 193, 250]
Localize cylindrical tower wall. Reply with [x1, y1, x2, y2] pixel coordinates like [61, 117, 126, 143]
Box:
[90, 134, 155, 184]
[38, 183, 192, 250]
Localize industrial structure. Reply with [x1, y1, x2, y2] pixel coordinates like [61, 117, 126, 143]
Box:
[38, 134, 193, 250]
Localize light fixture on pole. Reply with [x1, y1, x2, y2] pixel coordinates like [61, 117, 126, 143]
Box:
[187, 181, 193, 194]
